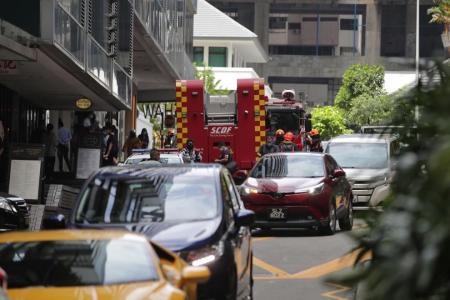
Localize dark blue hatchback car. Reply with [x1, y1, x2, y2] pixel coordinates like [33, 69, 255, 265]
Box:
[62, 164, 254, 300]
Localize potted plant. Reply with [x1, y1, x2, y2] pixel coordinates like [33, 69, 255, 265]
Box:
[428, 0, 450, 53]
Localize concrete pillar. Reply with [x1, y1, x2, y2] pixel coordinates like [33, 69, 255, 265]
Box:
[365, 2, 382, 64]
[405, 1, 417, 58]
[254, 0, 270, 52]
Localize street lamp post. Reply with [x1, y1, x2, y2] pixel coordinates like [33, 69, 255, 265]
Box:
[415, 0, 420, 122]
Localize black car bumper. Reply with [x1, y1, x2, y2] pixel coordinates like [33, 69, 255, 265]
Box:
[194, 254, 234, 300]
[255, 219, 328, 229]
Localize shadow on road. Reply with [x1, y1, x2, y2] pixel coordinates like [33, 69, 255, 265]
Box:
[251, 228, 349, 238]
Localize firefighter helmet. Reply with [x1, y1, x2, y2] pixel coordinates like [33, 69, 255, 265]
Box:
[309, 129, 320, 136]
[284, 132, 294, 141]
[275, 129, 285, 136]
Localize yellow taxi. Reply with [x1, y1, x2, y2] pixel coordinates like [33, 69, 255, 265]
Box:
[0, 230, 209, 300]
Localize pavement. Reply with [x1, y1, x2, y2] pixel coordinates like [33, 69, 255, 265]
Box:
[252, 219, 369, 300]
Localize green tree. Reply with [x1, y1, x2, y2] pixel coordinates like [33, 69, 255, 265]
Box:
[346, 93, 394, 127]
[311, 106, 352, 140]
[335, 64, 385, 111]
[336, 64, 450, 300]
[194, 64, 229, 95]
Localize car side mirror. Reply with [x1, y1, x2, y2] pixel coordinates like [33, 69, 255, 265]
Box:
[333, 169, 346, 178]
[235, 209, 255, 227]
[42, 214, 66, 229]
[181, 266, 210, 286]
[233, 170, 248, 186]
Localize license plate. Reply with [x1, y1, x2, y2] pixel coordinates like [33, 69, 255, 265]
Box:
[268, 208, 287, 220]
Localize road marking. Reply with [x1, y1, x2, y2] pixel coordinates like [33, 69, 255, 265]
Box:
[290, 249, 371, 279]
[253, 237, 273, 241]
[322, 283, 351, 300]
[253, 256, 290, 277]
[253, 249, 372, 281]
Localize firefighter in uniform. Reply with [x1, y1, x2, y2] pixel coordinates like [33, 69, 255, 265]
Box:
[280, 132, 299, 152]
[306, 129, 323, 152]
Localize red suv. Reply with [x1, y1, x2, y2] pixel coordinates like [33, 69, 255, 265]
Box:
[240, 153, 353, 234]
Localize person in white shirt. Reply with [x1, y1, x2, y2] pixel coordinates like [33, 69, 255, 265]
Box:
[57, 119, 72, 172]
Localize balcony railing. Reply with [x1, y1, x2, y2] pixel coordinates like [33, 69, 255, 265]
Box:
[134, 0, 194, 79]
[53, 1, 132, 107]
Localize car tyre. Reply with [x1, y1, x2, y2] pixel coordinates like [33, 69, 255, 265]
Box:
[339, 199, 354, 231]
[319, 201, 336, 235]
[225, 266, 237, 300]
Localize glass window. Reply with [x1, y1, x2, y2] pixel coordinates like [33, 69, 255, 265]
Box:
[193, 47, 204, 66]
[208, 47, 227, 67]
[0, 239, 158, 288]
[250, 155, 325, 178]
[269, 17, 287, 29]
[327, 143, 388, 169]
[340, 18, 358, 30]
[76, 175, 219, 224]
[288, 22, 301, 32]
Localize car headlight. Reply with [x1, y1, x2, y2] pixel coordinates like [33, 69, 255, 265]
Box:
[0, 199, 14, 212]
[295, 183, 325, 195]
[240, 186, 260, 196]
[185, 241, 225, 267]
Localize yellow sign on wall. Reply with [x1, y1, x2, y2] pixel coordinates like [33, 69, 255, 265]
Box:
[76, 98, 92, 110]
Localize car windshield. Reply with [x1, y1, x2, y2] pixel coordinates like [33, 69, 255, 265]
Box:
[126, 155, 181, 165]
[0, 239, 158, 288]
[328, 143, 388, 169]
[250, 155, 325, 178]
[75, 175, 218, 224]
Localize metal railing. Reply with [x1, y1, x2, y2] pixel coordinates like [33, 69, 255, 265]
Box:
[53, 1, 132, 107]
[134, 0, 194, 79]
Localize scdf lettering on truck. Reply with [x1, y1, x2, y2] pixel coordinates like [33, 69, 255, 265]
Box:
[210, 127, 232, 135]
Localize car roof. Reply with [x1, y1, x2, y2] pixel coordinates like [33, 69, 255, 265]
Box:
[0, 230, 148, 243]
[263, 152, 326, 157]
[328, 134, 395, 143]
[128, 153, 181, 159]
[94, 164, 223, 179]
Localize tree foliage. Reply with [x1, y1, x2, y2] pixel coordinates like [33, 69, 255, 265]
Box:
[311, 106, 352, 140]
[335, 64, 385, 111]
[347, 93, 394, 127]
[428, 0, 450, 26]
[337, 63, 450, 300]
[194, 64, 229, 95]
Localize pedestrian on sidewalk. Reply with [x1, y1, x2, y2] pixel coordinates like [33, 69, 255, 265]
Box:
[122, 129, 142, 159]
[103, 125, 119, 166]
[43, 123, 57, 179]
[57, 119, 72, 172]
[138, 128, 150, 149]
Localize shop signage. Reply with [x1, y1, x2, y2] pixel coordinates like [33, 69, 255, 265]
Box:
[76, 98, 92, 110]
[0, 60, 19, 75]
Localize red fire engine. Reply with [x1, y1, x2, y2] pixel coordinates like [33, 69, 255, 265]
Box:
[175, 79, 305, 171]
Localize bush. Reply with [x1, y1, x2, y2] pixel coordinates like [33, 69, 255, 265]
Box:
[311, 106, 352, 140]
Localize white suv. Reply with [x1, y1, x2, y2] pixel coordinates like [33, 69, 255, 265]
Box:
[325, 134, 399, 209]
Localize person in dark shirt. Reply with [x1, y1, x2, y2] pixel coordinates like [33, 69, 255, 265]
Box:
[215, 141, 236, 173]
[258, 137, 280, 157]
[103, 126, 119, 166]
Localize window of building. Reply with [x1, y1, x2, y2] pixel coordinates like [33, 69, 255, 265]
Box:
[302, 17, 318, 22]
[288, 22, 301, 33]
[269, 17, 287, 29]
[340, 18, 358, 30]
[380, 5, 406, 57]
[269, 45, 334, 56]
[208, 47, 227, 67]
[193, 47, 204, 66]
[321, 17, 338, 22]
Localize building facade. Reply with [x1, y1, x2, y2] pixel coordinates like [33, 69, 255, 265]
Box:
[208, 0, 445, 106]
[0, 0, 196, 192]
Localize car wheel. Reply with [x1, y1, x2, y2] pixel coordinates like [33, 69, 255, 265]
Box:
[319, 201, 336, 235]
[339, 199, 354, 231]
[225, 266, 237, 300]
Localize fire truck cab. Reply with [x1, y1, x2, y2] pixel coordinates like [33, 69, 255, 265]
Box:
[175, 79, 305, 171]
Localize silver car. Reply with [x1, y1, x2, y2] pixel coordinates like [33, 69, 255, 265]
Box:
[123, 151, 184, 165]
[325, 134, 399, 209]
